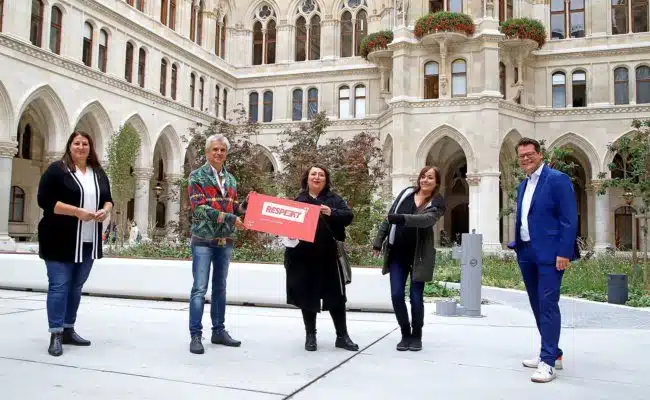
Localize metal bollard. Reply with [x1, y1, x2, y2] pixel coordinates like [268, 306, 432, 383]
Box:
[457, 231, 483, 317]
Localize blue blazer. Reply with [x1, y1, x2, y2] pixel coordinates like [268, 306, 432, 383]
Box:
[512, 164, 579, 264]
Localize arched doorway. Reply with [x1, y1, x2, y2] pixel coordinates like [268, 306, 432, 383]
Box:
[614, 206, 639, 250]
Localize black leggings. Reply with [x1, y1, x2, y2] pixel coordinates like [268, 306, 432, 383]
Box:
[301, 307, 348, 336]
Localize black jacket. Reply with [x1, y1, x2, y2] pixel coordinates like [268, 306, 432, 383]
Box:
[283, 189, 353, 313]
[37, 161, 113, 262]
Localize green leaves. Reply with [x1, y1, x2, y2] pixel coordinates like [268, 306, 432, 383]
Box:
[414, 11, 475, 39]
[499, 18, 547, 48]
[359, 30, 394, 59]
[106, 124, 141, 211]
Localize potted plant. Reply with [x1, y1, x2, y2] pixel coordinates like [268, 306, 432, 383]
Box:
[360, 30, 394, 60]
[414, 11, 475, 39]
[500, 18, 546, 49]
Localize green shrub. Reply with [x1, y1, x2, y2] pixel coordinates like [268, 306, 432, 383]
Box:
[360, 30, 394, 59]
[499, 18, 546, 48]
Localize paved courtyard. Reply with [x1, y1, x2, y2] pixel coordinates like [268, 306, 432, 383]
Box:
[1, 288, 649, 399]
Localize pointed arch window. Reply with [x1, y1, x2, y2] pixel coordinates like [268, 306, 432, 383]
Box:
[160, 59, 168, 96]
[196, 1, 204, 45]
[308, 88, 318, 119]
[190, 1, 197, 42]
[215, 84, 220, 117]
[125, 42, 134, 82]
[499, 0, 513, 23]
[215, 15, 228, 58]
[220, 17, 227, 58]
[30, 0, 44, 47]
[295, 1, 321, 61]
[339, 86, 350, 118]
[341, 11, 353, 57]
[354, 85, 366, 118]
[292, 89, 303, 121]
[263, 91, 273, 122]
[249, 92, 259, 122]
[0, 0, 4, 32]
[637, 65, 650, 103]
[252, 4, 277, 65]
[295, 17, 307, 61]
[82, 22, 93, 67]
[137, 48, 146, 88]
[310, 15, 321, 60]
[572, 70, 586, 107]
[552, 72, 566, 108]
[50, 6, 62, 55]
[198, 77, 205, 110]
[339, 1, 368, 58]
[614, 67, 629, 105]
[424, 61, 439, 99]
[499, 62, 506, 99]
[451, 59, 467, 97]
[171, 64, 178, 100]
[223, 89, 228, 119]
[99, 29, 108, 72]
[9, 186, 25, 223]
[190, 73, 196, 107]
[355, 10, 368, 56]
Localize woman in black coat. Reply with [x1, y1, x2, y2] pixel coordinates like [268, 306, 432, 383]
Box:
[284, 165, 359, 352]
[37, 131, 113, 357]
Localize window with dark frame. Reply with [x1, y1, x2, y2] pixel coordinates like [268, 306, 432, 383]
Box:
[295, 17, 307, 61]
[341, 11, 353, 57]
[9, 186, 25, 223]
[292, 89, 303, 121]
[223, 89, 228, 119]
[355, 10, 367, 56]
[552, 72, 566, 108]
[572, 70, 586, 107]
[614, 67, 629, 105]
[160, 59, 168, 96]
[199, 77, 204, 110]
[30, 0, 44, 47]
[308, 88, 318, 119]
[49, 6, 62, 54]
[137, 48, 146, 88]
[265, 20, 277, 64]
[82, 22, 93, 67]
[263, 91, 273, 122]
[424, 62, 439, 99]
[190, 73, 196, 107]
[249, 92, 259, 122]
[99, 29, 108, 72]
[252, 21, 263, 65]
[171, 64, 177, 100]
[339, 86, 350, 118]
[215, 85, 220, 116]
[637, 65, 650, 103]
[125, 42, 134, 82]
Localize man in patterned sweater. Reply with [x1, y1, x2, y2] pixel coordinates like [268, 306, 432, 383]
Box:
[187, 134, 247, 355]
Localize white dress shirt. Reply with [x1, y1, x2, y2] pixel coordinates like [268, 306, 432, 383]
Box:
[519, 163, 544, 242]
[210, 164, 225, 195]
[74, 166, 98, 243]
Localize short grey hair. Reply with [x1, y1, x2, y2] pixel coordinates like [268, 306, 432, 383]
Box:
[205, 134, 230, 152]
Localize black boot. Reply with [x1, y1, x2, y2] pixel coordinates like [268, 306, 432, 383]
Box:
[396, 325, 411, 351]
[48, 333, 63, 357]
[335, 334, 359, 351]
[211, 330, 241, 347]
[62, 328, 91, 346]
[409, 327, 422, 351]
[189, 335, 204, 354]
[305, 332, 317, 351]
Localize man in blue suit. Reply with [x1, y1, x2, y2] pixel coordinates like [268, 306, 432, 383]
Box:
[511, 138, 578, 383]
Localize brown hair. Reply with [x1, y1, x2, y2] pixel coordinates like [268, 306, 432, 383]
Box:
[61, 131, 102, 172]
[516, 137, 542, 153]
[300, 165, 332, 193]
[415, 165, 441, 203]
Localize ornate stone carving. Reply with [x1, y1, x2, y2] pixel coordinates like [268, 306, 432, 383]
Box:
[466, 174, 481, 186]
[134, 168, 154, 181]
[0, 142, 18, 158]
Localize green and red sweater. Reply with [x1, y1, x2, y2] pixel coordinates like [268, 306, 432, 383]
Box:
[187, 163, 242, 246]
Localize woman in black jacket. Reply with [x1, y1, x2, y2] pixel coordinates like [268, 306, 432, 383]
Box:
[373, 166, 445, 352]
[284, 165, 359, 352]
[37, 131, 113, 357]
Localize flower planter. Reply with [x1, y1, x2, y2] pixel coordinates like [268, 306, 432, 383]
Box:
[367, 48, 393, 62]
[414, 11, 475, 40]
[499, 18, 546, 49]
[360, 30, 394, 60]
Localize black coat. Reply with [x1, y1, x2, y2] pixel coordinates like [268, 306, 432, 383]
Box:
[284, 190, 353, 313]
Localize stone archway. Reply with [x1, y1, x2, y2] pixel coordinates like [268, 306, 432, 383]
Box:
[498, 129, 522, 245]
[152, 124, 183, 237]
[72, 101, 113, 161]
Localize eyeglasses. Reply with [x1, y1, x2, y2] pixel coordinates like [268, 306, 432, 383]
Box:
[518, 152, 538, 161]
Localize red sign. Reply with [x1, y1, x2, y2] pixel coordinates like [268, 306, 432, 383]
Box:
[244, 193, 321, 243]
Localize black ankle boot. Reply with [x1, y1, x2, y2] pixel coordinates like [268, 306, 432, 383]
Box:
[48, 333, 63, 357]
[305, 332, 317, 351]
[335, 333, 359, 351]
[409, 328, 422, 351]
[62, 328, 91, 346]
[396, 325, 411, 351]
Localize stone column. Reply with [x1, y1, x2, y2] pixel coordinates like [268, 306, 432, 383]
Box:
[134, 168, 153, 240]
[277, 22, 293, 63]
[481, 37, 503, 97]
[592, 180, 611, 250]
[0, 141, 17, 251]
[164, 173, 182, 238]
[320, 19, 338, 60]
[467, 173, 481, 238]
[477, 171, 502, 250]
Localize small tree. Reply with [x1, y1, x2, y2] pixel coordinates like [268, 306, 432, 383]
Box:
[598, 118, 650, 288]
[181, 105, 276, 246]
[272, 112, 387, 245]
[105, 124, 141, 244]
[500, 139, 577, 218]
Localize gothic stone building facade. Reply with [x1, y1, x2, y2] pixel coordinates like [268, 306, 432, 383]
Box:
[0, 0, 649, 251]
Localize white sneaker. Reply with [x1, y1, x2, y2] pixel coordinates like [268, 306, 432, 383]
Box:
[531, 361, 556, 383]
[522, 356, 563, 370]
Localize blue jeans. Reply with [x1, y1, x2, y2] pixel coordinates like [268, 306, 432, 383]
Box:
[189, 244, 233, 336]
[517, 242, 564, 367]
[389, 262, 425, 333]
[45, 243, 94, 333]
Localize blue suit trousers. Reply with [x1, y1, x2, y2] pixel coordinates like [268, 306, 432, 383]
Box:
[517, 241, 564, 366]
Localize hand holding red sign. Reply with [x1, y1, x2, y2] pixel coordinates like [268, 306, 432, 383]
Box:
[243, 192, 321, 243]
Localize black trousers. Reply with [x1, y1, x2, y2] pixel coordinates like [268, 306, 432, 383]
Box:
[301, 307, 348, 336]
